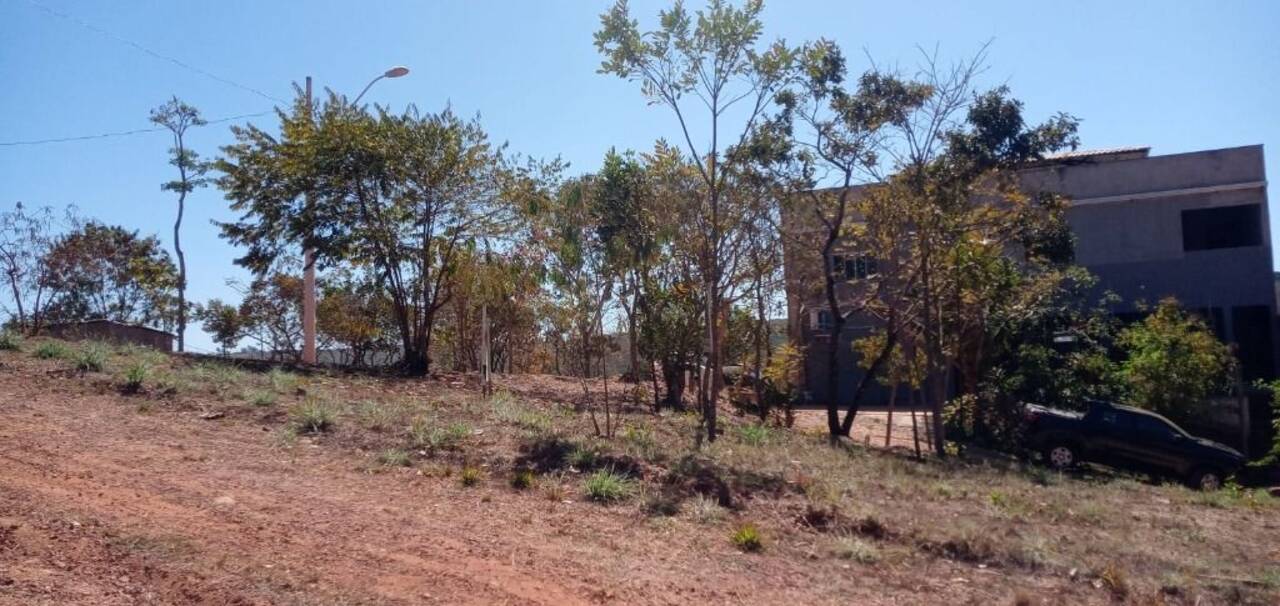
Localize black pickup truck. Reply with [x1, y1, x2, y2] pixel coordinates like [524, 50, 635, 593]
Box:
[1024, 400, 1245, 490]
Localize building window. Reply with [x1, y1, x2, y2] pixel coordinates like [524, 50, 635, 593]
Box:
[814, 309, 834, 332]
[829, 254, 878, 280]
[1181, 204, 1262, 251]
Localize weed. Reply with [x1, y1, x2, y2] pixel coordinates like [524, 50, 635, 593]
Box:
[459, 466, 483, 487]
[290, 398, 335, 434]
[355, 399, 402, 432]
[540, 476, 567, 502]
[583, 469, 633, 503]
[689, 494, 726, 523]
[737, 424, 773, 447]
[121, 362, 148, 392]
[510, 469, 535, 490]
[491, 391, 552, 433]
[376, 449, 412, 467]
[731, 523, 764, 552]
[640, 488, 681, 516]
[0, 331, 22, 351]
[248, 390, 277, 407]
[73, 342, 109, 372]
[621, 425, 658, 459]
[832, 535, 879, 564]
[34, 340, 68, 360]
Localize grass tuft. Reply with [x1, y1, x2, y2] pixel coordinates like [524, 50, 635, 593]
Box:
[731, 523, 764, 552]
[583, 469, 633, 503]
[459, 466, 483, 487]
[510, 469, 535, 490]
[0, 331, 23, 351]
[832, 535, 879, 563]
[121, 362, 148, 392]
[408, 416, 470, 454]
[290, 398, 335, 434]
[249, 390, 277, 407]
[737, 424, 773, 447]
[34, 340, 68, 360]
[376, 448, 412, 467]
[73, 342, 109, 372]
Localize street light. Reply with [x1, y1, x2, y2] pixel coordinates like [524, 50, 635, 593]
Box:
[301, 66, 410, 365]
[352, 66, 411, 105]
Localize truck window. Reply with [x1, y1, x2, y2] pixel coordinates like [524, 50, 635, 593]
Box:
[1134, 415, 1177, 441]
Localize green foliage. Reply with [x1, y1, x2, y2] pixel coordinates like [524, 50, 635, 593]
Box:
[1118, 298, 1236, 424]
[195, 299, 244, 353]
[291, 398, 335, 434]
[0, 331, 22, 351]
[731, 523, 764, 552]
[565, 444, 599, 469]
[73, 342, 109, 372]
[1254, 380, 1280, 467]
[737, 423, 773, 446]
[34, 340, 68, 360]
[40, 222, 179, 328]
[268, 368, 300, 393]
[583, 469, 633, 503]
[490, 391, 552, 433]
[121, 362, 148, 392]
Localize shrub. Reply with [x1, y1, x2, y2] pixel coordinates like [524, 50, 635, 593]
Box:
[34, 341, 68, 360]
[491, 391, 552, 432]
[0, 331, 22, 351]
[621, 426, 658, 459]
[121, 362, 148, 392]
[74, 342, 109, 372]
[510, 469, 535, 490]
[376, 449, 412, 467]
[731, 523, 764, 552]
[291, 399, 335, 434]
[737, 424, 772, 447]
[1118, 298, 1236, 424]
[459, 466, 483, 487]
[583, 469, 633, 503]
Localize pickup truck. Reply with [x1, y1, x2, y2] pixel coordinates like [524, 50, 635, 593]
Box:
[1024, 400, 1245, 490]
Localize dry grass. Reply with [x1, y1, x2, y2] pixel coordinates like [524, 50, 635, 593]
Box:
[9, 338, 1279, 605]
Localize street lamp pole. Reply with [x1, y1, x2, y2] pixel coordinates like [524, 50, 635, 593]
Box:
[301, 66, 410, 365]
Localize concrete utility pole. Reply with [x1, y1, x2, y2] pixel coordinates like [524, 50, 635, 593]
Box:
[299, 67, 410, 366]
[302, 75, 317, 365]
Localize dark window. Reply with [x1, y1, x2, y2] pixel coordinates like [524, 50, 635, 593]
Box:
[1231, 305, 1275, 381]
[830, 254, 877, 280]
[815, 310, 834, 332]
[1134, 415, 1180, 441]
[1181, 204, 1262, 251]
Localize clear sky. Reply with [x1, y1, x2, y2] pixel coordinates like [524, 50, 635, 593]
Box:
[2, 0, 1278, 352]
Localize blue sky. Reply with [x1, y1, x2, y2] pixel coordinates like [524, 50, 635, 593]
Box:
[2, 0, 1278, 352]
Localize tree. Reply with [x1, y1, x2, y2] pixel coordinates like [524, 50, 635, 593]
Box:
[232, 268, 305, 362]
[747, 39, 932, 439]
[195, 299, 245, 354]
[317, 270, 396, 367]
[218, 92, 515, 374]
[40, 222, 178, 329]
[1118, 298, 1237, 424]
[151, 97, 210, 352]
[0, 203, 71, 334]
[596, 0, 795, 441]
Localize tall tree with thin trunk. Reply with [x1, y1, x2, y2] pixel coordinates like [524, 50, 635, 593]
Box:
[595, 0, 794, 442]
[151, 97, 209, 352]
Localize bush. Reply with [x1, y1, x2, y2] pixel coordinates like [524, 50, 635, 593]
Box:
[74, 342, 109, 372]
[0, 331, 22, 351]
[34, 341, 68, 360]
[291, 399, 335, 434]
[510, 469, 535, 490]
[565, 445, 599, 469]
[1118, 298, 1235, 424]
[459, 466, 483, 487]
[731, 523, 764, 552]
[832, 536, 879, 563]
[583, 469, 633, 503]
[268, 368, 300, 393]
[121, 362, 148, 392]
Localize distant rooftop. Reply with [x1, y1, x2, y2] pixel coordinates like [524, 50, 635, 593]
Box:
[1042, 146, 1152, 162]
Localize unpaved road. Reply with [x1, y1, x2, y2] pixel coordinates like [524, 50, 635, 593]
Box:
[1, 369, 998, 606]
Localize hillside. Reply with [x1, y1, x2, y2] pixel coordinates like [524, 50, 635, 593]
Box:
[1, 339, 1277, 605]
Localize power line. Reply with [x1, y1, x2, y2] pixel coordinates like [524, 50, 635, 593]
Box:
[0, 110, 276, 147]
[24, 0, 285, 104]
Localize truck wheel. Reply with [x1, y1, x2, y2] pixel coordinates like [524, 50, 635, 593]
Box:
[1188, 467, 1224, 491]
[1044, 443, 1077, 470]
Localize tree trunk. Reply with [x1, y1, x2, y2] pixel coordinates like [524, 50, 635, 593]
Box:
[174, 191, 187, 352]
[884, 382, 898, 448]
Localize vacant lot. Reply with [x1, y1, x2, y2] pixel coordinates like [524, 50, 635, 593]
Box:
[1, 340, 1277, 605]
